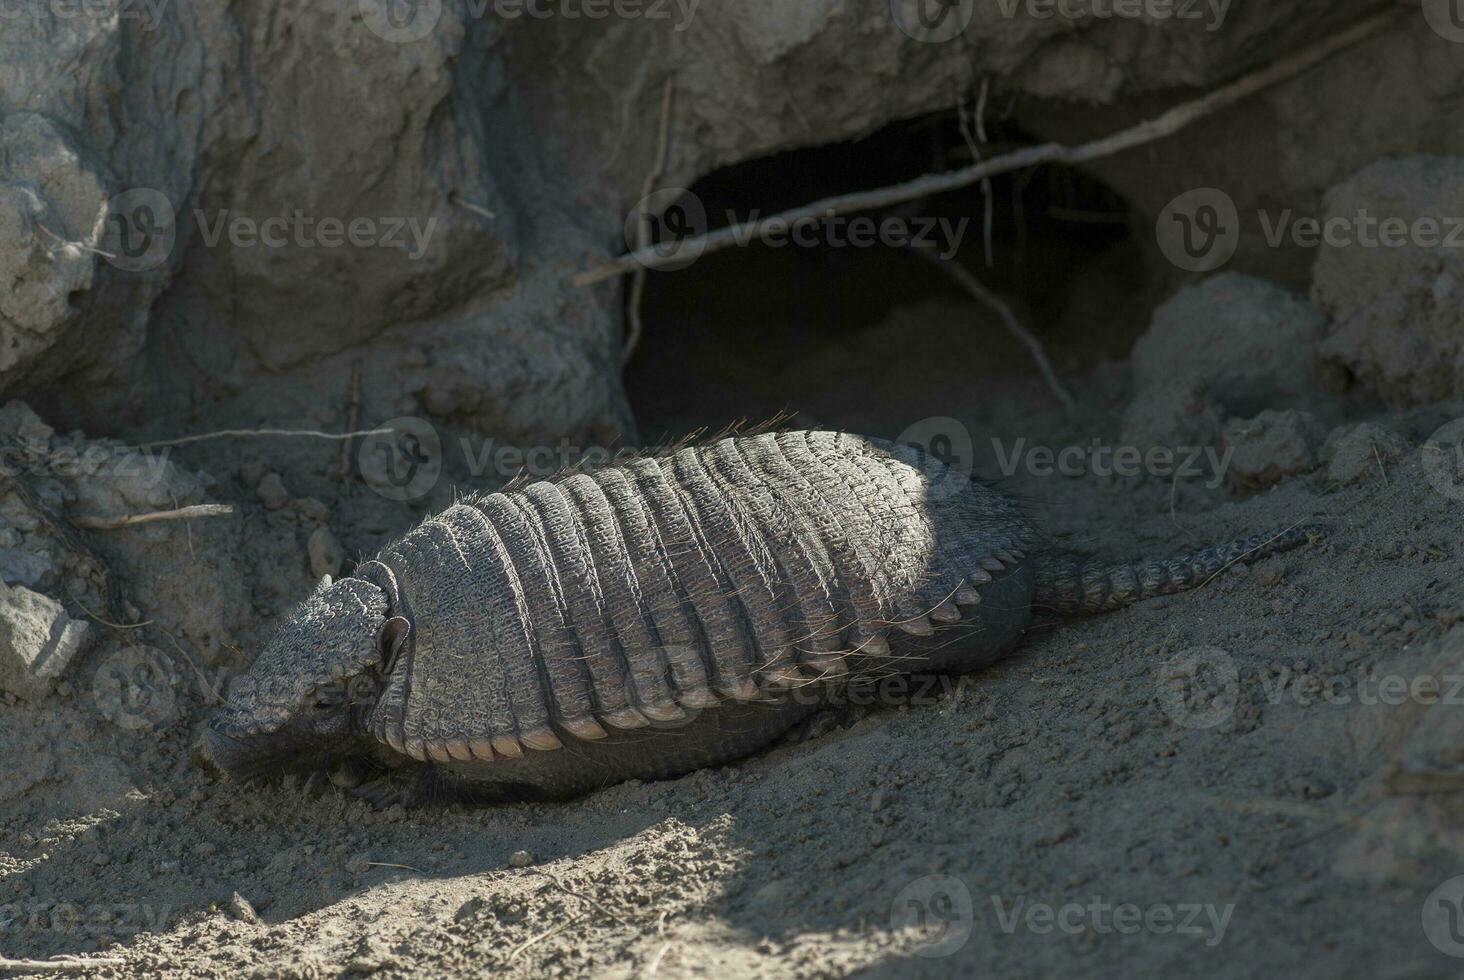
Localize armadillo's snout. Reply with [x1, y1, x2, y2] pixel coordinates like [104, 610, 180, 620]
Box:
[203, 723, 276, 781]
[203, 725, 248, 776]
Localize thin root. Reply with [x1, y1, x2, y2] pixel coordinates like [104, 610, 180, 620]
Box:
[570, 10, 1399, 286]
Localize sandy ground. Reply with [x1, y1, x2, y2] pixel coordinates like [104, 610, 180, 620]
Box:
[3, 281, 1463, 978]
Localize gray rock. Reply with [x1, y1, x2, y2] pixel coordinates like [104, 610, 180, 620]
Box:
[1315, 156, 1464, 407]
[21, 401, 254, 667]
[1120, 383, 1225, 455]
[307, 527, 342, 580]
[228, 892, 261, 925]
[0, 400, 53, 450]
[1136, 274, 1326, 408]
[1223, 410, 1324, 490]
[1322, 422, 1408, 485]
[256, 473, 289, 511]
[0, 548, 56, 589]
[0, 582, 91, 702]
[1124, 274, 1327, 449]
[0, 114, 107, 393]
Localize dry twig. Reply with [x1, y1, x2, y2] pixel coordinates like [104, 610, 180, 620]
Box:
[1371, 441, 1390, 486]
[509, 911, 588, 962]
[338, 363, 363, 484]
[533, 871, 635, 927]
[912, 248, 1077, 414]
[133, 427, 393, 450]
[645, 941, 673, 978]
[0, 956, 126, 974]
[625, 75, 678, 365]
[69, 503, 234, 530]
[571, 10, 1398, 287]
[72, 597, 152, 631]
[451, 193, 498, 221]
[155, 621, 225, 705]
[36, 223, 117, 259]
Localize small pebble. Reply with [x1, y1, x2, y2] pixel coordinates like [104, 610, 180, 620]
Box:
[291, 496, 332, 523]
[229, 891, 261, 925]
[1253, 565, 1284, 587]
[256, 473, 290, 510]
[507, 850, 534, 869]
[308, 526, 343, 579]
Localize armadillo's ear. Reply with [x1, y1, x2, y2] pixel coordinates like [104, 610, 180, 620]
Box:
[380, 616, 411, 674]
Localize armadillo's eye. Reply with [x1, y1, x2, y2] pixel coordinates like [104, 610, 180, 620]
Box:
[346, 676, 378, 702]
[311, 686, 345, 712]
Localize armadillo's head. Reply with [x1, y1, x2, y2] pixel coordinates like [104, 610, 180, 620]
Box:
[205, 574, 408, 782]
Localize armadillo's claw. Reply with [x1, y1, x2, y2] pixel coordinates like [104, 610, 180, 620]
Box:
[802, 654, 848, 680]
[641, 702, 689, 723]
[563, 717, 610, 740]
[850, 630, 890, 656]
[929, 601, 962, 624]
[718, 678, 762, 702]
[520, 728, 563, 751]
[348, 772, 423, 810]
[492, 736, 524, 759]
[762, 666, 807, 689]
[895, 615, 935, 637]
[603, 707, 652, 730]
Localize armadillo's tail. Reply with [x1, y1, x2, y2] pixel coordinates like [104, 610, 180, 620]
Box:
[1032, 523, 1325, 615]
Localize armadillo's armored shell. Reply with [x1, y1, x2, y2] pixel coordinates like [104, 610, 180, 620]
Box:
[364, 431, 1037, 763]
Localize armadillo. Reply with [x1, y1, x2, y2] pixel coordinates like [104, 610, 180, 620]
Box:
[206, 430, 1317, 806]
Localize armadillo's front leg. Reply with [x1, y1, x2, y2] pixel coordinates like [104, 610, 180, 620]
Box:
[348, 768, 429, 809]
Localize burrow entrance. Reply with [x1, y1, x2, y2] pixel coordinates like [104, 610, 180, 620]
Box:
[625, 109, 1162, 442]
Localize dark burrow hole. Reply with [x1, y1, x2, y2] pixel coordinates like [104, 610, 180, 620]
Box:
[625, 109, 1156, 440]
